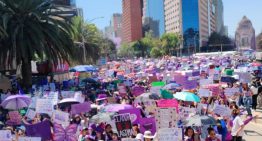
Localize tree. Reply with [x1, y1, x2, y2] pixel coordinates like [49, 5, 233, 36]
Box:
[160, 33, 179, 55]
[150, 47, 163, 58]
[207, 32, 233, 52]
[0, 0, 76, 89]
[117, 43, 135, 58]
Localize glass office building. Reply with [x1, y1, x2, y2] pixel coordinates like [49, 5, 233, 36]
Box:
[181, 0, 199, 49]
[143, 0, 165, 37]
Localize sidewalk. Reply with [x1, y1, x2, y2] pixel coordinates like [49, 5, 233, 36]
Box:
[243, 108, 262, 141]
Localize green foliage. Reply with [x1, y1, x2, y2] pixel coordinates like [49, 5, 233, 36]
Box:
[0, 0, 76, 88]
[160, 33, 180, 55]
[118, 43, 135, 58]
[150, 47, 163, 58]
[207, 32, 231, 45]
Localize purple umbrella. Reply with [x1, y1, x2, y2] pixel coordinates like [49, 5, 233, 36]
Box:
[1, 95, 31, 110]
[100, 104, 133, 112]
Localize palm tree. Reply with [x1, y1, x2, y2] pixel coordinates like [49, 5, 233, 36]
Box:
[0, 0, 76, 89]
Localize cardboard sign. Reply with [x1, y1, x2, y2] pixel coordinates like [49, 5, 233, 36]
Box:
[18, 137, 41, 141]
[71, 102, 91, 115]
[53, 110, 69, 126]
[8, 111, 21, 124]
[224, 88, 239, 97]
[61, 91, 75, 98]
[155, 108, 177, 129]
[35, 99, 53, 115]
[114, 114, 133, 138]
[74, 91, 85, 103]
[26, 109, 37, 120]
[119, 108, 141, 124]
[199, 79, 213, 86]
[138, 117, 156, 134]
[157, 128, 182, 141]
[213, 105, 231, 117]
[198, 88, 211, 97]
[0, 130, 12, 141]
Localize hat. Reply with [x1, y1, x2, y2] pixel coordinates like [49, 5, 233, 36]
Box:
[143, 130, 155, 139]
[96, 94, 107, 101]
[136, 133, 144, 141]
[17, 126, 26, 131]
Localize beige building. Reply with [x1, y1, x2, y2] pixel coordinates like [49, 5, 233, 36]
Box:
[164, 0, 220, 48]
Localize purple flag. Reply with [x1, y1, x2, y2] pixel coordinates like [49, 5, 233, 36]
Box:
[25, 120, 52, 140]
[138, 117, 156, 134]
[131, 86, 145, 97]
[71, 102, 91, 115]
[119, 108, 141, 124]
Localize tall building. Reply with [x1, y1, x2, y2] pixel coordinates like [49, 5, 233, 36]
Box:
[142, 0, 165, 37]
[111, 13, 123, 38]
[214, 0, 224, 35]
[164, 0, 222, 51]
[122, 0, 143, 43]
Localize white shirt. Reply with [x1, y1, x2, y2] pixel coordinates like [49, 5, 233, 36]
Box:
[231, 116, 244, 136]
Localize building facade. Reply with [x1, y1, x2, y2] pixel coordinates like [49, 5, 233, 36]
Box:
[122, 0, 143, 43]
[142, 0, 165, 37]
[235, 16, 256, 51]
[164, 0, 221, 51]
[214, 0, 224, 34]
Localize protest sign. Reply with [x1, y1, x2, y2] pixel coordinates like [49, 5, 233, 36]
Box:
[178, 107, 196, 120]
[18, 137, 41, 141]
[131, 86, 145, 97]
[119, 108, 141, 124]
[224, 88, 239, 97]
[138, 117, 156, 134]
[43, 91, 58, 105]
[157, 128, 182, 141]
[71, 102, 91, 115]
[155, 108, 177, 129]
[26, 109, 36, 120]
[199, 79, 213, 86]
[212, 105, 232, 117]
[53, 110, 69, 127]
[198, 88, 211, 97]
[143, 100, 157, 114]
[114, 114, 133, 138]
[0, 130, 12, 141]
[61, 91, 75, 98]
[74, 91, 85, 103]
[157, 99, 179, 111]
[35, 99, 53, 115]
[25, 120, 52, 141]
[220, 76, 236, 83]
[8, 111, 21, 124]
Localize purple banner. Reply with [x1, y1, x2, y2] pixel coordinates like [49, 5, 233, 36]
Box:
[25, 120, 52, 141]
[131, 86, 145, 97]
[119, 108, 141, 124]
[138, 117, 156, 134]
[71, 102, 91, 115]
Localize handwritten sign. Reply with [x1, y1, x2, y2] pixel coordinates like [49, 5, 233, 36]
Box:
[198, 88, 211, 97]
[26, 109, 36, 120]
[18, 137, 41, 141]
[0, 130, 12, 141]
[35, 99, 53, 115]
[178, 107, 196, 120]
[213, 105, 231, 117]
[157, 128, 182, 141]
[71, 102, 91, 115]
[155, 108, 177, 129]
[61, 91, 75, 98]
[224, 88, 239, 97]
[43, 91, 58, 105]
[114, 114, 133, 138]
[199, 79, 213, 87]
[53, 110, 69, 126]
[8, 111, 21, 124]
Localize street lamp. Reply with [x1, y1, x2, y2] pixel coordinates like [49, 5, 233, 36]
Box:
[87, 16, 104, 23]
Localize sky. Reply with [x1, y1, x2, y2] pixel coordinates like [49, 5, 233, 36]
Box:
[76, 0, 262, 37]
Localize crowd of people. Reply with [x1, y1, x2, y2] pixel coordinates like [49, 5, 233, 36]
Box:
[0, 54, 261, 141]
